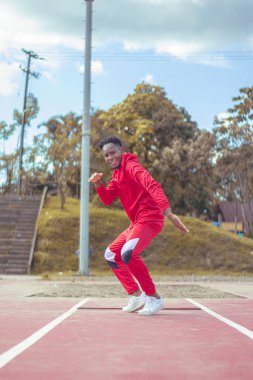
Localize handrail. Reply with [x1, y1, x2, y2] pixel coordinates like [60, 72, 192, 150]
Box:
[27, 186, 48, 274]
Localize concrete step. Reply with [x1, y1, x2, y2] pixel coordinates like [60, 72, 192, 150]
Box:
[5, 268, 28, 275]
[6, 259, 30, 264]
[0, 265, 6, 273]
[0, 195, 42, 275]
[0, 237, 31, 242]
[8, 261, 29, 266]
[9, 251, 32, 256]
[8, 254, 30, 259]
[0, 256, 8, 264]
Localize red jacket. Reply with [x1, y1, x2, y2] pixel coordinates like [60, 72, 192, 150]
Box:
[96, 153, 170, 224]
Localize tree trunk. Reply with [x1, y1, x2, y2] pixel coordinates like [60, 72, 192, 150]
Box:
[241, 201, 253, 237]
[238, 174, 253, 237]
[58, 180, 65, 210]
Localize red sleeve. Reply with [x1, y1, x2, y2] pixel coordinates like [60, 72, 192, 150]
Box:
[96, 180, 118, 206]
[130, 163, 171, 211]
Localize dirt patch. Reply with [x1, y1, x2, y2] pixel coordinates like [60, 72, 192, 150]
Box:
[28, 283, 242, 299]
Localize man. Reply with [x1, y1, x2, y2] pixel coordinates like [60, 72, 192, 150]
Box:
[89, 136, 189, 316]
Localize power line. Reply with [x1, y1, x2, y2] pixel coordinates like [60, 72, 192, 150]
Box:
[7, 48, 253, 62]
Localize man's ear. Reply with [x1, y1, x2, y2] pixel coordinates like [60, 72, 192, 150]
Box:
[121, 146, 125, 154]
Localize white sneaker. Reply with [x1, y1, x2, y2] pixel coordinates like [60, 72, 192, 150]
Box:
[122, 292, 146, 312]
[138, 296, 165, 316]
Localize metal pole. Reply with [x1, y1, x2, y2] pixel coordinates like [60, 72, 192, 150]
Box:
[18, 53, 31, 195]
[79, 0, 93, 274]
[17, 49, 43, 195]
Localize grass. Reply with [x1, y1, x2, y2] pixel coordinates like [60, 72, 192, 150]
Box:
[32, 196, 253, 275]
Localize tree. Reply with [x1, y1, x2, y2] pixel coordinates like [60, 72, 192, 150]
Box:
[0, 121, 18, 192]
[152, 130, 216, 216]
[98, 83, 198, 167]
[37, 113, 82, 209]
[214, 86, 253, 237]
[94, 83, 213, 215]
[0, 100, 40, 193]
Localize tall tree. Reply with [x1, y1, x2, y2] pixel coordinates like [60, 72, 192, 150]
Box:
[0, 121, 17, 192]
[0, 101, 40, 193]
[152, 130, 216, 216]
[95, 83, 208, 214]
[37, 113, 82, 209]
[98, 83, 198, 167]
[214, 86, 253, 237]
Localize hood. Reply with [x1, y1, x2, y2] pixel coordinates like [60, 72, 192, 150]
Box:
[120, 153, 139, 167]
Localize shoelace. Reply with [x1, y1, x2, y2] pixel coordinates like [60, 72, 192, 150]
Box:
[129, 296, 138, 305]
[144, 297, 152, 308]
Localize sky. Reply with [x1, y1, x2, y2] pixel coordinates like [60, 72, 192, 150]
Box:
[0, 0, 253, 154]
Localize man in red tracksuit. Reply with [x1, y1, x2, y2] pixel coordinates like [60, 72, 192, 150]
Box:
[89, 136, 189, 316]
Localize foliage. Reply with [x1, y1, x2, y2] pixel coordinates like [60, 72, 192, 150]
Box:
[214, 86, 253, 237]
[152, 130, 216, 216]
[2, 81, 252, 228]
[32, 196, 253, 274]
[98, 83, 198, 166]
[35, 113, 82, 208]
[0, 102, 40, 193]
[93, 83, 215, 215]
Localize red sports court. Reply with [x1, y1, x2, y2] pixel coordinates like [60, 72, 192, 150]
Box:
[0, 276, 252, 380]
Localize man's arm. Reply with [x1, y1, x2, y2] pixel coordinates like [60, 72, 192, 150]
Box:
[89, 172, 118, 206]
[164, 207, 190, 233]
[131, 164, 189, 234]
[130, 164, 171, 211]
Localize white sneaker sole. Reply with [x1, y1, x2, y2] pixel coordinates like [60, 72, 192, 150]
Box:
[122, 299, 146, 313]
[138, 302, 165, 316]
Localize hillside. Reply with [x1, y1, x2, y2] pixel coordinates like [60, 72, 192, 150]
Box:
[32, 196, 253, 275]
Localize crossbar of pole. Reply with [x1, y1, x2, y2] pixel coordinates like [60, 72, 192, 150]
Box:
[79, 0, 94, 275]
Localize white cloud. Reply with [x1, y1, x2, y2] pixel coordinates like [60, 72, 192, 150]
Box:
[42, 71, 55, 82]
[77, 61, 104, 75]
[143, 73, 155, 84]
[0, 0, 253, 80]
[217, 112, 230, 121]
[156, 41, 203, 59]
[77, 63, 84, 74]
[0, 62, 20, 96]
[135, 0, 164, 4]
[123, 41, 143, 52]
[91, 60, 104, 75]
[155, 41, 232, 67]
[191, 0, 204, 5]
[93, 0, 253, 65]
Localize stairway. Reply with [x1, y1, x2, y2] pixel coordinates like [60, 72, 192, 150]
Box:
[0, 195, 42, 274]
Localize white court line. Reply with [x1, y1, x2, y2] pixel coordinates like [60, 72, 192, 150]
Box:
[0, 298, 90, 369]
[224, 291, 253, 299]
[187, 298, 253, 340]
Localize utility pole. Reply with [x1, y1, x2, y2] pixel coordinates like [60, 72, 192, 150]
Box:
[79, 0, 94, 275]
[18, 49, 43, 195]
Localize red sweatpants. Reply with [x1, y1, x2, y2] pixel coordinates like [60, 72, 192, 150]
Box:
[104, 221, 164, 296]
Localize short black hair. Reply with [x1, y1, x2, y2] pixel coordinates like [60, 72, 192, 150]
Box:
[98, 136, 122, 150]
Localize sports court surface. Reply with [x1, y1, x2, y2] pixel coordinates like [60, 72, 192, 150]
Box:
[0, 275, 252, 379]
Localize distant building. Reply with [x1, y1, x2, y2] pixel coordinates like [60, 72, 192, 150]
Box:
[217, 201, 253, 223]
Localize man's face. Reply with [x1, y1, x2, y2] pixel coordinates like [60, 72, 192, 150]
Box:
[102, 143, 124, 169]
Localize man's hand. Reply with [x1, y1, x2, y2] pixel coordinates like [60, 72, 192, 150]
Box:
[164, 208, 190, 233]
[88, 172, 103, 185]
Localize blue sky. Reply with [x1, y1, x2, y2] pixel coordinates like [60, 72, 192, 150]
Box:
[0, 0, 253, 154]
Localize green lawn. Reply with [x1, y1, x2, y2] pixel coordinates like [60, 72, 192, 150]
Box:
[32, 196, 253, 275]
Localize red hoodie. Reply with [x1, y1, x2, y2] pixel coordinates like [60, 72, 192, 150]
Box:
[96, 153, 170, 224]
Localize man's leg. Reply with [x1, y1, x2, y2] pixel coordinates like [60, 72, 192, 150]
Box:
[104, 228, 139, 295]
[120, 221, 164, 296]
